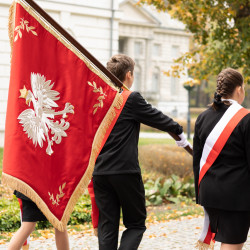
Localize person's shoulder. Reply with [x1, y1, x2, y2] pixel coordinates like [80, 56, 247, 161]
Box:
[127, 91, 142, 99]
[196, 106, 214, 121]
[239, 110, 250, 126]
[125, 91, 144, 105]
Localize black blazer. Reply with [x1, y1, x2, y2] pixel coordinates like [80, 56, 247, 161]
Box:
[94, 91, 183, 175]
[193, 104, 250, 211]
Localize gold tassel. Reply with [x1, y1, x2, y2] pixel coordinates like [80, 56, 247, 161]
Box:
[8, 0, 16, 60]
[60, 93, 124, 228]
[195, 240, 214, 250]
[2, 93, 124, 232]
[4, 0, 126, 232]
[2, 173, 66, 231]
[22, 244, 29, 250]
[94, 228, 98, 237]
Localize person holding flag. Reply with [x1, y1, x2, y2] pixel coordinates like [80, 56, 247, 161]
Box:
[193, 68, 250, 250]
[92, 54, 192, 250]
[3, 1, 152, 249]
[3, 1, 191, 249]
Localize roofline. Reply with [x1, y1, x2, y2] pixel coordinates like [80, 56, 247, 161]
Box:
[119, 0, 161, 25]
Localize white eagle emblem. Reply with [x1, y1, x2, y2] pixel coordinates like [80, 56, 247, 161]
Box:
[18, 73, 74, 155]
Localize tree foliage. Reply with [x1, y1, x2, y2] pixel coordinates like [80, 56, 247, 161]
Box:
[137, 0, 250, 83]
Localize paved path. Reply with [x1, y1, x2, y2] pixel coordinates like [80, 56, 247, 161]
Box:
[1, 217, 250, 249]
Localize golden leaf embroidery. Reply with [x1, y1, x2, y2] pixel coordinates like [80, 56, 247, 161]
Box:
[88, 81, 107, 115]
[48, 182, 66, 206]
[14, 18, 38, 42]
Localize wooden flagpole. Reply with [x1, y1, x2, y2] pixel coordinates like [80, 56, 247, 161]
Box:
[21, 0, 192, 156]
[22, 0, 125, 89]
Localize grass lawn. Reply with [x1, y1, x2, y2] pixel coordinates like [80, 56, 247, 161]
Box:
[139, 137, 175, 146]
[139, 137, 193, 146]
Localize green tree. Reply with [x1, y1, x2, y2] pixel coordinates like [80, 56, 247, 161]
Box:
[137, 0, 250, 84]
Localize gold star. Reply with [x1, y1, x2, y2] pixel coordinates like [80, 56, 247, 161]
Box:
[19, 85, 28, 99]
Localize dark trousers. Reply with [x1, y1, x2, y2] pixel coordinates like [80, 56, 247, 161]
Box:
[93, 174, 147, 250]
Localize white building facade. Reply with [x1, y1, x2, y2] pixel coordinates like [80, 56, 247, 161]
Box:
[119, 0, 190, 116]
[0, 0, 190, 147]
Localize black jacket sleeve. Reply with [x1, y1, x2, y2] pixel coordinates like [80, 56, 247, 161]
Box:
[130, 92, 183, 135]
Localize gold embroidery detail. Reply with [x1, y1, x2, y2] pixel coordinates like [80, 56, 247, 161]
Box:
[48, 182, 66, 206]
[14, 18, 37, 42]
[5, 1, 124, 231]
[14, 0, 118, 92]
[88, 81, 107, 115]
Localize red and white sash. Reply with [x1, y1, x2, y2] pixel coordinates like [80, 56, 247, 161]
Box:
[197, 101, 249, 249]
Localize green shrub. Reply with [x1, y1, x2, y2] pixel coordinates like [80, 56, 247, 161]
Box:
[0, 198, 20, 232]
[144, 175, 195, 206]
[0, 194, 92, 232]
[68, 194, 92, 225]
[139, 144, 193, 180]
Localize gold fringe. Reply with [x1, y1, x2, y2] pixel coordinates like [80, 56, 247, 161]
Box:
[8, 1, 16, 60]
[195, 240, 214, 250]
[60, 93, 123, 228]
[2, 92, 124, 231]
[15, 0, 118, 92]
[22, 245, 29, 250]
[2, 173, 66, 231]
[5, 0, 125, 231]
[94, 228, 98, 237]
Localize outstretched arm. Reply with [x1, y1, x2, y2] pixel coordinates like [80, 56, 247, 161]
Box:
[131, 92, 192, 155]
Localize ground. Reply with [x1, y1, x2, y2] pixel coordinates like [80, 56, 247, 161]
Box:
[1, 216, 250, 249]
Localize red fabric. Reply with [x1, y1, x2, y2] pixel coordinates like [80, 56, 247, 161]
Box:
[88, 179, 99, 229]
[18, 198, 23, 215]
[87, 89, 131, 229]
[198, 107, 249, 185]
[203, 225, 215, 245]
[3, 2, 124, 227]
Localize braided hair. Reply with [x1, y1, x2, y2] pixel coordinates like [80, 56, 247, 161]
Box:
[212, 68, 244, 110]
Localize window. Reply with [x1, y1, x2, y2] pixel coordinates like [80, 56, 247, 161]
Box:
[171, 76, 179, 95]
[152, 68, 160, 92]
[134, 41, 143, 57]
[132, 66, 141, 91]
[171, 45, 179, 59]
[153, 44, 161, 57]
[119, 38, 127, 54]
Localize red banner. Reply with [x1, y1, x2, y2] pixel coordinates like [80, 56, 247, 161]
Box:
[2, 0, 125, 231]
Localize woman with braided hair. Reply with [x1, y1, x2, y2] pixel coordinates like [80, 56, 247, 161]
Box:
[193, 68, 250, 250]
